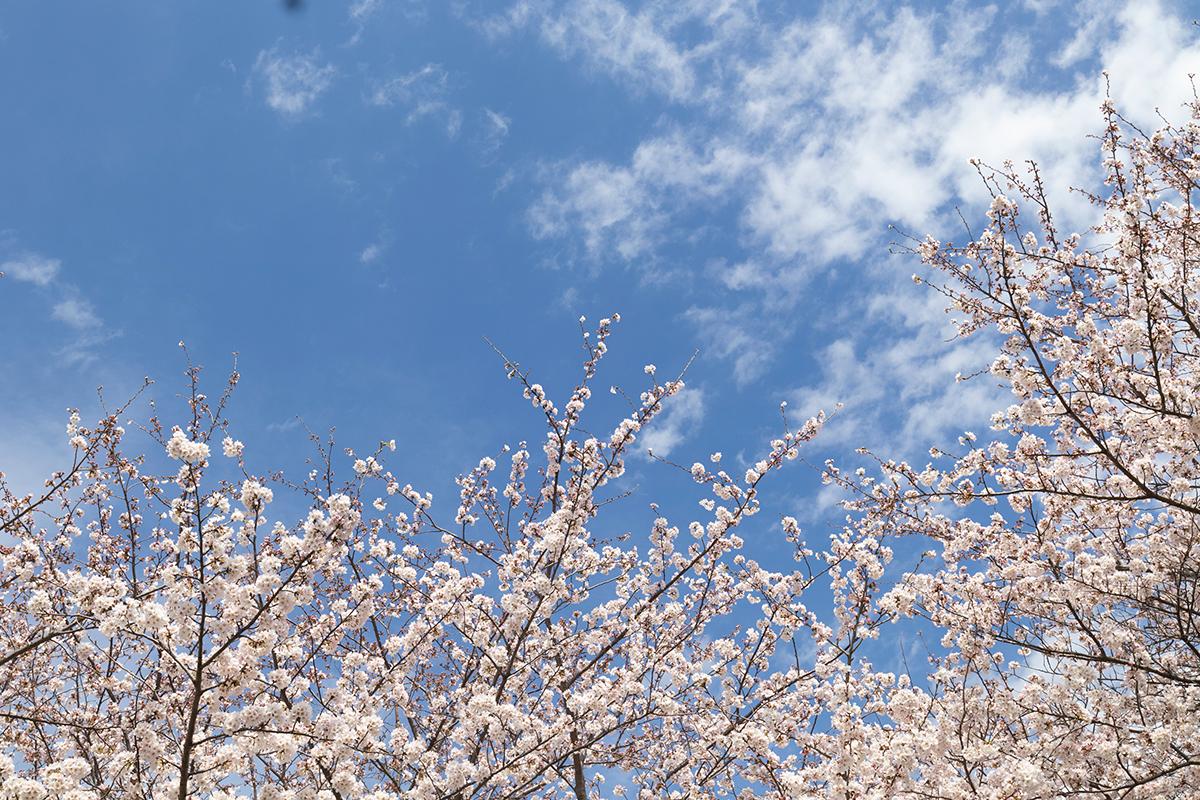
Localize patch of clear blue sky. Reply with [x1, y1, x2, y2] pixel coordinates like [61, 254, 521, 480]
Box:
[0, 1, 708, 486]
[3, 1, 1200, 647]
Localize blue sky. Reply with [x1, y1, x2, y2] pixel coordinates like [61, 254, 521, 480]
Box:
[3, 0, 1200, 551]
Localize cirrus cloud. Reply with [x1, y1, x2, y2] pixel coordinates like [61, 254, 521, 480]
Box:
[254, 47, 336, 118]
[2, 254, 61, 286]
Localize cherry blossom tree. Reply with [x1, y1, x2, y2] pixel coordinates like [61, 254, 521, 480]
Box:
[1, 320, 895, 800]
[828, 94, 1200, 799]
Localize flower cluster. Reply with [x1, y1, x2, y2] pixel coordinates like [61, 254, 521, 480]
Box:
[165, 426, 211, 464]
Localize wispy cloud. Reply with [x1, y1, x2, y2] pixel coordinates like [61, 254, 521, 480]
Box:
[528, 131, 747, 264]
[369, 63, 461, 134]
[2, 254, 61, 286]
[2, 247, 114, 365]
[484, 108, 509, 137]
[481, 108, 511, 153]
[468, 0, 1200, 460]
[267, 417, 303, 433]
[641, 386, 705, 458]
[348, 0, 429, 33]
[516, 0, 1200, 275]
[359, 227, 393, 264]
[682, 303, 782, 387]
[349, 0, 383, 23]
[370, 63, 448, 107]
[345, 0, 400, 46]
[56, 328, 120, 367]
[495, 0, 1200, 407]
[51, 297, 101, 329]
[469, 0, 754, 102]
[254, 47, 336, 118]
[786, 280, 1009, 457]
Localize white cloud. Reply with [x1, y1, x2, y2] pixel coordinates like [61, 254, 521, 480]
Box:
[254, 47, 336, 118]
[482, 108, 511, 153]
[494, 167, 516, 195]
[641, 386, 705, 457]
[359, 227, 393, 263]
[51, 297, 101, 329]
[510, 0, 1200, 261]
[536, 0, 697, 101]
[502, 0, 1200, 392]
[555, 286, 579, 310]
[472, 0, 754, 102]
[2, 248, 113, 364]
[439, 107, 463, 137]
[529, 131, 747, 263]
[683, 303, 781, 386]
[786, 277, 1009, 457]
[519, 2, 1038, 271]
[370, 63, 448, 107]
[56, 328, 121, 367]
[1022, 0, 1064, 14]
[2, 254, 60, 286]
[350, 0, 383, 22]
[346, 0, 383, 45]
[349, 0, 428, 33]
[267, 417, 303, 433]
[530, 159, 657, 260]
[1052, 0, 1121, 67]
[370, 63, 462, 134]
[485, 108, 510, 138]
[467, 0, 546, 40]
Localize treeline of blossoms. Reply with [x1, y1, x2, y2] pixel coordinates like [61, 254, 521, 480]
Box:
[2, 95, 1200, 800]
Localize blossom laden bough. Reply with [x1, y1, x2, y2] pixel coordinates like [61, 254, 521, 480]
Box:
[0, 317, 866, 800]
[849, 91, 1200, 799]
